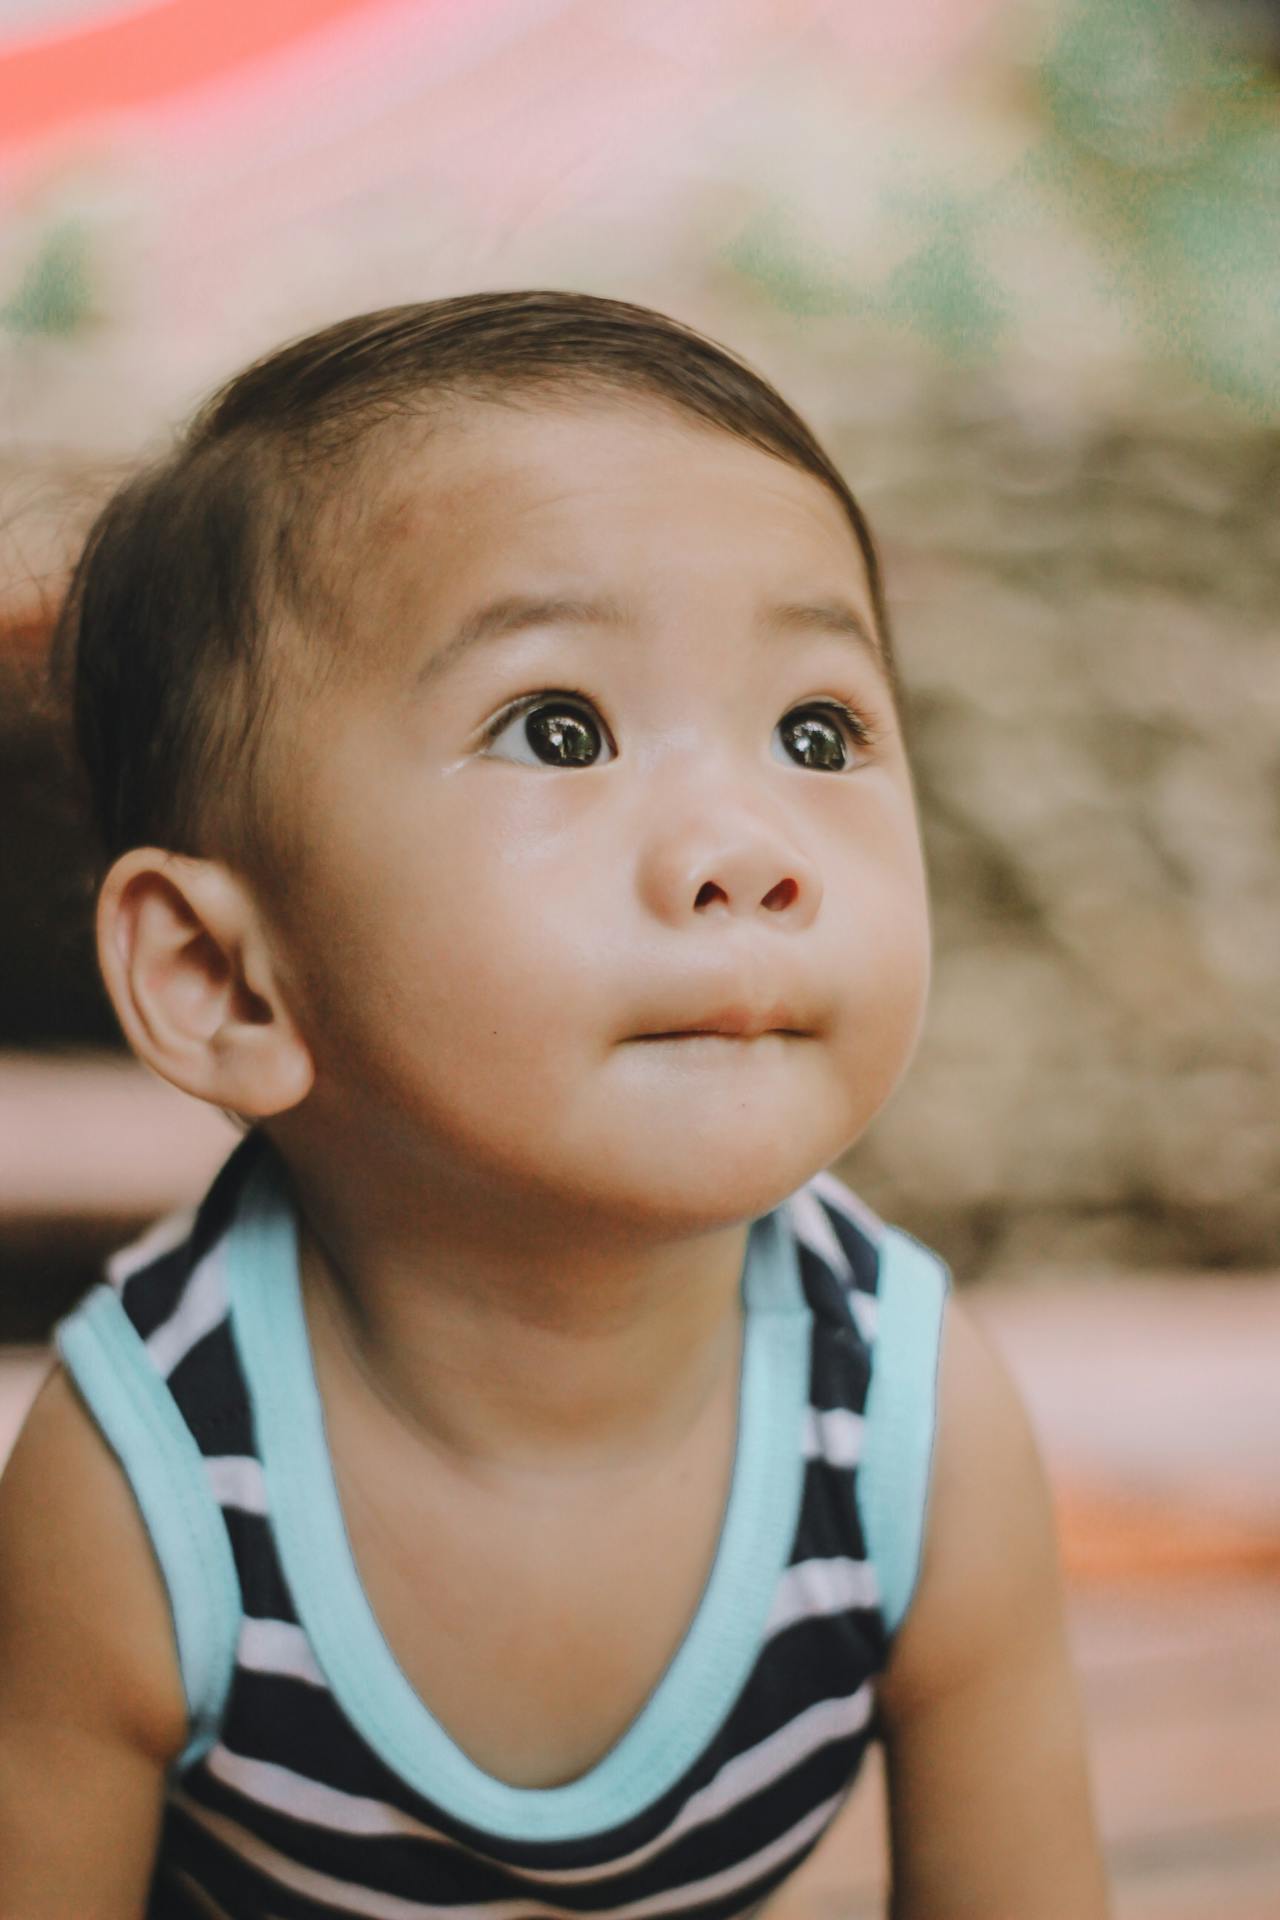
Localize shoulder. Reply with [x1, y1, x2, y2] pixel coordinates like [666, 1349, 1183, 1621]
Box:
[866, 1299, 1111, 1915]
[0, 1361, 188, 1764]
[875, 1292, 1060, 1711]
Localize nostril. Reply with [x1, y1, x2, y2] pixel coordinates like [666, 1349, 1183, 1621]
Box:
[763, 877, 799, 912]
[694, 880, 729, 910]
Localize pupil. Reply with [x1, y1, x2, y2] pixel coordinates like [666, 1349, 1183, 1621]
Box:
[788, 711, 845, 771]
[527, 705, 600, 766]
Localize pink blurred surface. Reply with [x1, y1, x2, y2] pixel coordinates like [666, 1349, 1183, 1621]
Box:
[0, 1053, 238, 1224]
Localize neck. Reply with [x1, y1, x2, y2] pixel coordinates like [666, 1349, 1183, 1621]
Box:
[283, 1153, 752, 1476]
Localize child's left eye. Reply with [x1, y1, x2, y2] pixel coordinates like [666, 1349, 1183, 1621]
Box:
[774, 702, 873, 773]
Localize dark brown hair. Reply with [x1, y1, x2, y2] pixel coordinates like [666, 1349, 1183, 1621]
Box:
[51, 290, 898, 878]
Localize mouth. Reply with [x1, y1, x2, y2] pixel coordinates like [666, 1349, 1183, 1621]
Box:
[633, 1006, 810, 1041]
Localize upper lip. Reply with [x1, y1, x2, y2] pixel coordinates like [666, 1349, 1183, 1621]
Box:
[635, 1002, 808, 1040]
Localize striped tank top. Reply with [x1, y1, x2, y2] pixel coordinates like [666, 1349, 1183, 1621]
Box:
[56, 1130, 949, 1920]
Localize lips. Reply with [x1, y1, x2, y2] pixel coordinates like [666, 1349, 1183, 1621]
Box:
[635, 1003, 807, 1041]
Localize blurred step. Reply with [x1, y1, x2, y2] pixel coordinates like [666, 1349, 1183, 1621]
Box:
[969, 1274, 1280, 1549]
[0, 1051, 238, 1338]
[0, 1051, 238, 1223]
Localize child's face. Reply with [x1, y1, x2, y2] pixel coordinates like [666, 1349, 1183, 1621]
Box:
[265, 396, 931, 1230]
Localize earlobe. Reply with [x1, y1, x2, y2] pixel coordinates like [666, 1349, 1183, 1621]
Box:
[96, 849, 314, 1118]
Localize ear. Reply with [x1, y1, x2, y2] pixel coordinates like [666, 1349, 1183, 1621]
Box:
[96, 848, 315, 1118]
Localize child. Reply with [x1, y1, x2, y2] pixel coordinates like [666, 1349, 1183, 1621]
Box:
[0, 291, 1109, 1918]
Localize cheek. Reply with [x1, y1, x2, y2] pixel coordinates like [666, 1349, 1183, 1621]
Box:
[302, 822, 595, 1084]
[876, 837, 932, 1004]
[878, 912, 932, 1066]
[828, 830, 932, 1078]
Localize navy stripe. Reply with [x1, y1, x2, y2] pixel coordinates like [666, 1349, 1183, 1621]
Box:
[714, 1623, 880, 1754]
[821, 1205, 881, 1297]
[793, 1249, 857, 1330]
[167, 1322, 256, 1454]
[150, 1801, 298, 1919]
[121, 1243, 196, 1342]
[180, 1769, 497, 1901]
[807, 1319, 870, 1415]
[795, 1461, 874, 1569]
[223, 1515, 299, 1621]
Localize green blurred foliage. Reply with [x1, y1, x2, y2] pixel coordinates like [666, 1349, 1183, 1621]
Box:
[1, 218, 93, 338]
[1040, 0, 1280, 416]
[725, 0, 1280, 419]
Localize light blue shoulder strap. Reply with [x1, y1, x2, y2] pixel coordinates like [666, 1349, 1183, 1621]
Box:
[55, 1284, 240, 1772]
[856, 1226, 951, 1637]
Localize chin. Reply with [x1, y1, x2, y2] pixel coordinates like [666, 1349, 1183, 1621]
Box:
[564, 1114, 850, 1237]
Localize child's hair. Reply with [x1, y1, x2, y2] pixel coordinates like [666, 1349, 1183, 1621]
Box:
[50, 290, 899, 882]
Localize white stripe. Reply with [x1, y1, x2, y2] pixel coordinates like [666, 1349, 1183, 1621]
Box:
[788, 1188, 854, 1282]
[205, 1745, 445, 1843]
[206, 1454, 268, 1514]
[765, 1556, 880, 1639]
[615, 1688, 872, 1883]
[801, 1404, 865, 1469]
[201, 1686, 873, 1882]
[789, 1184, 880, 1338]
[145, 1242, 229, 1376]
[618, 1792, 845, 1918]
[849, 1289, 878, 1341]
[238, 1616, 326, 1689]
[809, 1169, 884, 1242]
[171, 1792, 463, 1920]
[171, 1785, 847, 1920]
[106, 1206, 198, 1288]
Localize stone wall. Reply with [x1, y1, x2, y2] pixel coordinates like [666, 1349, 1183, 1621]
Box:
[808, 353, 1279, 1277]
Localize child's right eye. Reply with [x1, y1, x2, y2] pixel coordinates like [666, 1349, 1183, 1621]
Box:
[480, 691, 616, 768]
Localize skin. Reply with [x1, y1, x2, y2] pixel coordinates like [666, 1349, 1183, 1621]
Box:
[0, 397, 1110, 1916]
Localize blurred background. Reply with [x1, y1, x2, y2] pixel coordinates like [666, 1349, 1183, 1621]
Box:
[0, 0, 1277, 1913]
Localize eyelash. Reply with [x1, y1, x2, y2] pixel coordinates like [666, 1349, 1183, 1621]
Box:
[801, 698, 879, 752]
[478, 689, 580, 750]
[478, 688, 880, 757]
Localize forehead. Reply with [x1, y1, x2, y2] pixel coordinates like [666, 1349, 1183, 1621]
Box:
[335, 396, 880, 663]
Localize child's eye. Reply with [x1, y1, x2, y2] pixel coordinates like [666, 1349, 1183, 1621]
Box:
[774, 701, 875, 773]
[481, 691, 616, 768]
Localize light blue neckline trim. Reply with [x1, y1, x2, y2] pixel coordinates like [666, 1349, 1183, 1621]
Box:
[857, 1227, 950, 1637]
[224, 1152, 813, 1841]
[55, 1285, 241, 1773]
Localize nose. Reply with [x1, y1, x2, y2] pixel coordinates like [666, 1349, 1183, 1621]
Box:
[637, 798, 823, 929]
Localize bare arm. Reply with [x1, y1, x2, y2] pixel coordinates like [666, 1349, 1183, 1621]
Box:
[0, 1366, 188, 1917]
[875, 1298, 1111, 1920]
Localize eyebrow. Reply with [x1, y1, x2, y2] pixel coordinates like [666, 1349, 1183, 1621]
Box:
[415, 596, 628, 693]
[764, 598, 884, 667]
[414, 591, 886, 693]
